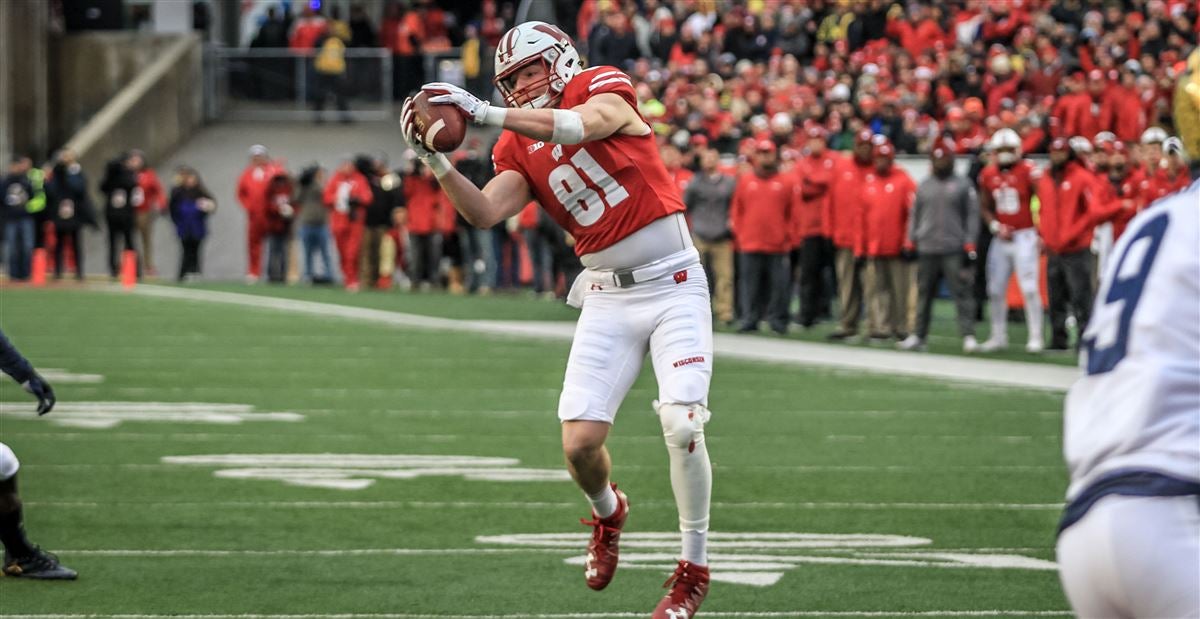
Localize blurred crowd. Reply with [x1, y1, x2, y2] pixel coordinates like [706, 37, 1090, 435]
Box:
[559, 0, 1197, 157]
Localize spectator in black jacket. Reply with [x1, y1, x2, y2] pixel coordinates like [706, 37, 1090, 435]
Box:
[2, 156, 35, 280]
[46, 149, 96, 280]
[100, 154, 140, 278]
[361, 155, 404, 289]
[168, 166, 216, 282]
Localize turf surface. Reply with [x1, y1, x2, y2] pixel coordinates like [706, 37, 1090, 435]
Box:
[0, 287, 1071, 616]
[182, 282, 1076, 366]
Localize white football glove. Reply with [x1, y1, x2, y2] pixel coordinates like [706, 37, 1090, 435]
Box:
[400, 96, 436, 158]
[423, 82, 496, 126]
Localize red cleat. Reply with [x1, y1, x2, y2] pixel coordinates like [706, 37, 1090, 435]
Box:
[579, 483, 628, 590]
[652, 560, 710, 619]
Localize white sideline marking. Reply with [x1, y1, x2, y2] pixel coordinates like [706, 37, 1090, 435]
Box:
[162, 453, 571, 488]
[0, 612, 1076, 618]
[37, 368, 104, 383]
[117, 284, 1079, 390]
[0, 401, 303, 429]
[28, 500, 1062, 511]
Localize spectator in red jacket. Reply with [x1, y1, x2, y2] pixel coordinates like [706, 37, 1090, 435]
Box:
[858, 141, 917, 341]
[436, 180, 462, 294]
[1036, 138, 1097, 351]
[236, 145, 281, 283]
[1147, 137, 1193, 201]
[289, 6, 328, 51]
[322, 156, 372, 292]
[827, 129, 873, 340]
[1106, 63, 1149, 143]
[263, 170, 295, 283]
[730, 140, 798, 335]
[403, 165, 442, 290]
[127, 150, 164, 277]
[791, 125, 838, 328]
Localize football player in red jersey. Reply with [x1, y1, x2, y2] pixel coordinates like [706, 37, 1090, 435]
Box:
[977, 128, 1045, 353]
[400, 22, 712, 618]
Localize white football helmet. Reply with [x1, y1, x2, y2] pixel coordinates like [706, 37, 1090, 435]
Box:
[493, 21, 582, 109]
[990, 128, 1021, 165]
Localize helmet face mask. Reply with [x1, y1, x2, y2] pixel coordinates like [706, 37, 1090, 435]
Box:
[493, 21, 582, 109]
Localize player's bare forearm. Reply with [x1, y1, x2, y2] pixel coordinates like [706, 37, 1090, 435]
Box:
[437, 169, 529, 229]
[500, 93, 637, 144]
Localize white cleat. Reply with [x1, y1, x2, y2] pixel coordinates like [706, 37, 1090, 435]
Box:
[978, 337, 1008, 353]
[962, 335, 979, 354]
[1025, 339, 1044, 353]
[896, 335, 926, 351]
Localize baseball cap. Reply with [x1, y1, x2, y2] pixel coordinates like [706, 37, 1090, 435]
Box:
[931, 139, 956, 158]
[1088, 69, 1105, 82]
[873, 142, 895, 159]
[249, 144, 268, 157]
[1049, 137, 1071, 152]
[689, 134, 710, 149]
[806, 125, 828, 139]
[855, 129, 875, 145]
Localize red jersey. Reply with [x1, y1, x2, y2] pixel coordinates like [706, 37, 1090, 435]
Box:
[827, 154, 871, 249]
[857, 168, 916, 258]
[978, 160, 1039, 230]
[792, 152, 838, 241]
[492, 66, 686, 256]
[729, 170, 799, 254]
[667, 166, 693, 198]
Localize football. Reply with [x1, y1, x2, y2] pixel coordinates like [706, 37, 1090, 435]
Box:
[410, 90, 467, 153]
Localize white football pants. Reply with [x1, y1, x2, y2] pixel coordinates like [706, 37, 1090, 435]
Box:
[1057, 494, 1200, 618]
[986, 227, 1043, 344]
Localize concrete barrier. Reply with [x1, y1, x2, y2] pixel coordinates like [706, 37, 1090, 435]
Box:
[64, 33, 203, 191]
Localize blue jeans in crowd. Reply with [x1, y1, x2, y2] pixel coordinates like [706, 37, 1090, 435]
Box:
[299, 224, 333, 282]
[458, 226, 495, 292]
[4, 217, 35, 280]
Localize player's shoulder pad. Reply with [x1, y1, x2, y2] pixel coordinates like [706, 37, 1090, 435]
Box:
[573, 65, 635, 98]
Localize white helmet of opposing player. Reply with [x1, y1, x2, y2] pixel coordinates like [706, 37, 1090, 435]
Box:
[493, 21, 582, 110]
[990, 128, 1021, 165]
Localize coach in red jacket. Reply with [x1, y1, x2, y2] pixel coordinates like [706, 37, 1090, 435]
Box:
[403, 166, 444, 289]
[857, 141, 917, 341]
[128, 150, 165, 277]
[791, 125, 838, 328]
[826, 130, 874, 340]
[236, 145, 281, 283]
[730, 140, 798, 335]
[323, 156, 373, 292]
[1036, 138, 1097, 351]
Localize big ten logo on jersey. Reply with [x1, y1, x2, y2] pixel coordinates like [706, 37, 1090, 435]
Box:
[548, 145, 629, 227]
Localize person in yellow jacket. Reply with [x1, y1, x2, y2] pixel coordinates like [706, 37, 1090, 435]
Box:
[313, 30, 350, 124]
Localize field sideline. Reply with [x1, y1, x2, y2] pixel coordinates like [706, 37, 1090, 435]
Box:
[0, 286, 1071, 617]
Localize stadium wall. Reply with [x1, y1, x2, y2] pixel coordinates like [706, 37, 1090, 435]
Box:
[52, 33, 188, 150]
[63, 33, 203, 196]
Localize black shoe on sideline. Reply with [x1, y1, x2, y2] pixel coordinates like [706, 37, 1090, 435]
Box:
[3, 548, 78, 580]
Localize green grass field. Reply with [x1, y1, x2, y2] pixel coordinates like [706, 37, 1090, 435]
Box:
[0, 286, 1071, 617]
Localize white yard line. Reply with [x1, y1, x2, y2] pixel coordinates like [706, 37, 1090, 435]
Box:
[118, 285, 1079, 391]
[0, 612, 1075, 618]
[26, 500, 1062, 511]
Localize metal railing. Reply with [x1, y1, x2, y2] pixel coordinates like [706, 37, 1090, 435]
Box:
[203, 46, 394, 122]
[202, 46, 480, 122]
